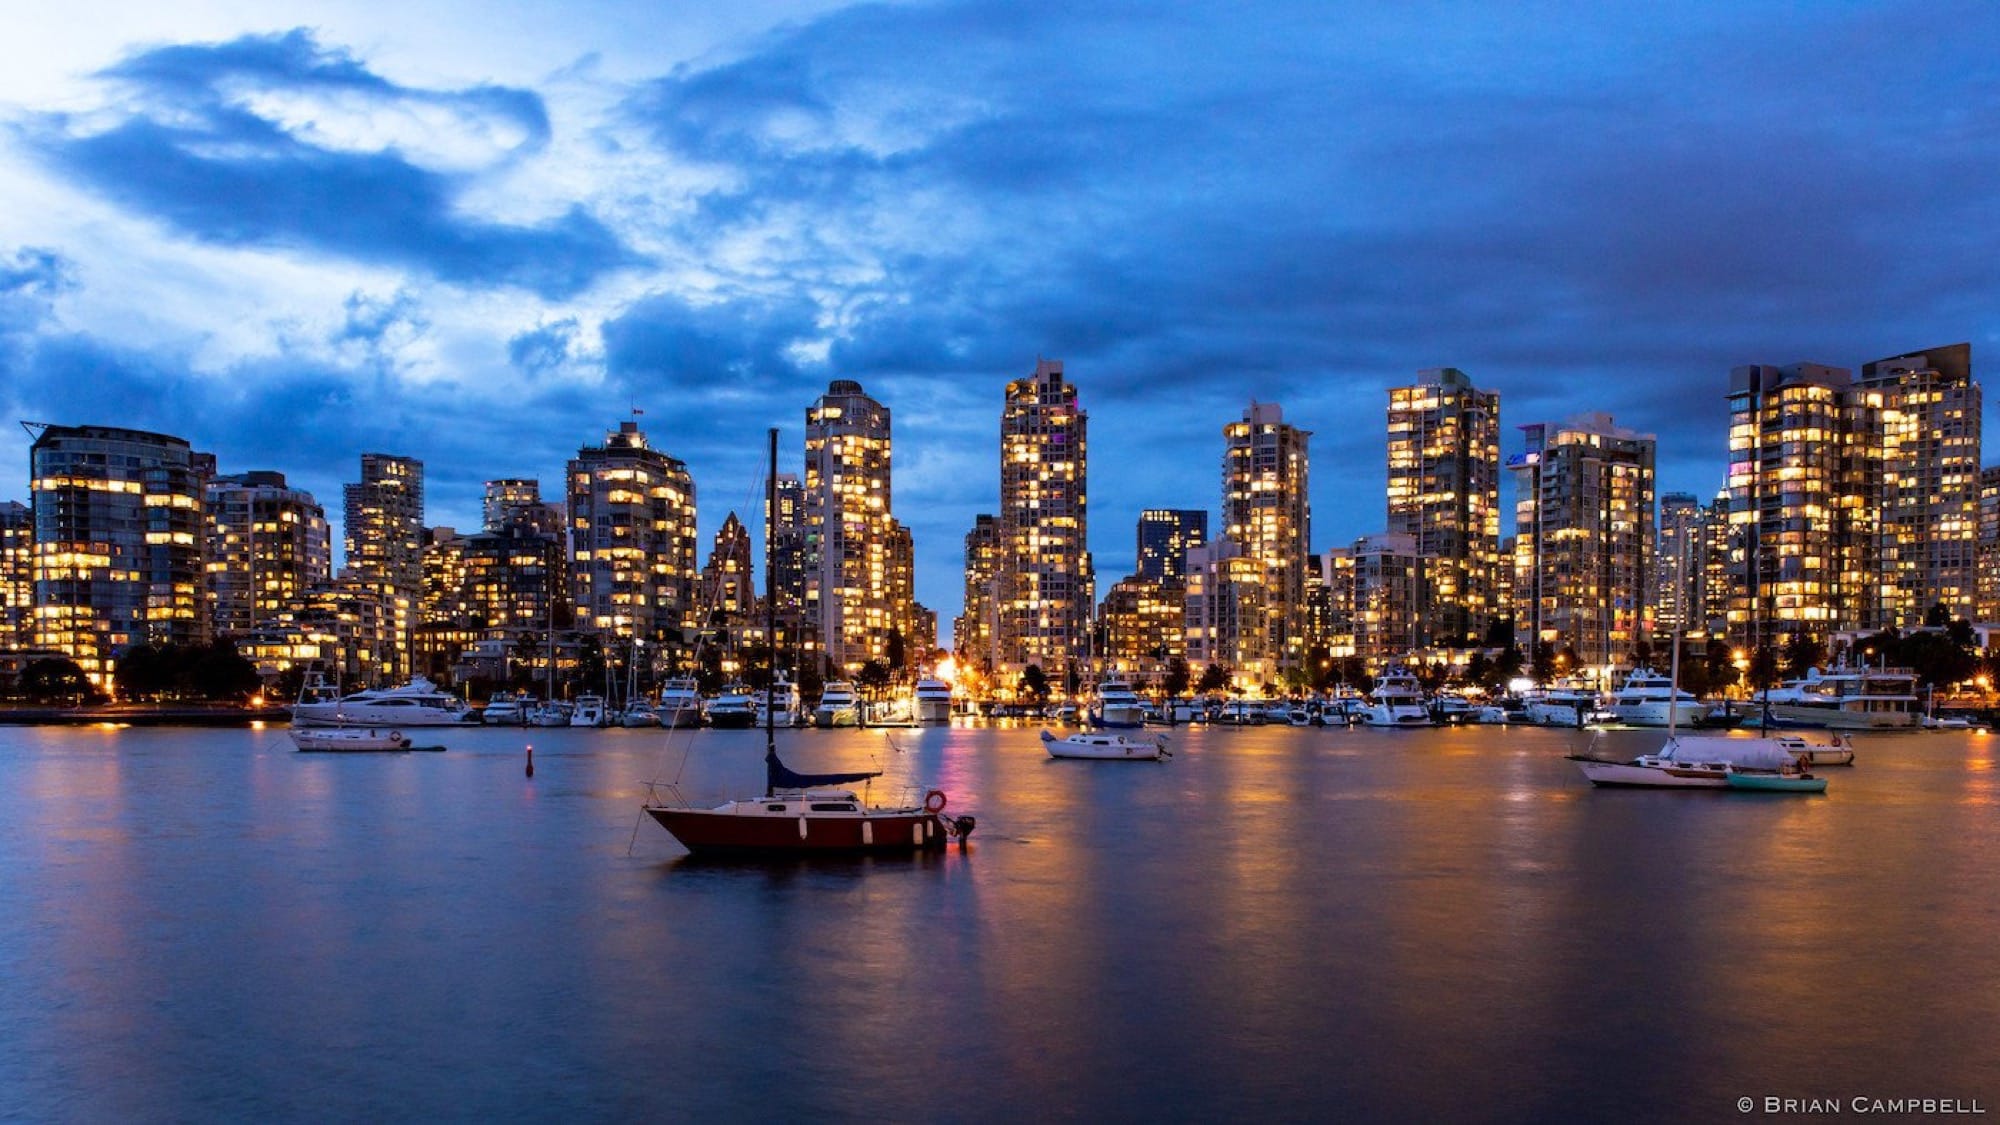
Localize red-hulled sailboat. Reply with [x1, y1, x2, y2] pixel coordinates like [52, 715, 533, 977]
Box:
[641, 429, 975, 857]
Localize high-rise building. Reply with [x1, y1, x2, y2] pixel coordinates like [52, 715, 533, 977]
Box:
[343, 453, 423, 682]
[1698, 490, 1733, 639]
[1857, 344, 1980, 628]
[804, 380, 923, 675]
[699, 513, 755, 627]
[1980, 466, 2000, 623]
[1, 501, 33, 653]
[1726, 363, 1866, 648]
[1222, 402, 1310, 682]
[1386, 368, 1501, 646]
[1303, 550, 1357, 661]
[1510, 414, 1656, 674]
[567, 420, 698, 652]
[1136, 509, 1208, 587]
[483, 478, 564, 538]
[1656, 492, 1702, 636]
[1347, 533, 1424, 669]
[1098, 575, 1185, 689]
[996, 360, 1093, 678]
[30, 424, 211, 687]
[205, 471, 330, 639]
[953, 514, 1004, 679]
[1183, 538, 1265, 685]
[767, 473, 807, 625]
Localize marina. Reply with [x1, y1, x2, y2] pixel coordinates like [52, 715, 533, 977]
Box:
[3, 722, 1995, 1121]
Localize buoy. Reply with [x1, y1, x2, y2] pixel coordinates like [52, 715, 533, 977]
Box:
[526, 745, 535, 778]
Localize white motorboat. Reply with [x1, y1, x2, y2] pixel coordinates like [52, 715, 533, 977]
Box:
[1358, 666, 1432, 727]
[1522, 687, 1609, 728]
[1609, 667, 1706, 728]
[528, 700, 573, 727]
[912, 677, 953, 724]
[656, 678, 705, 729]
[814, 682, 860, 728]
[569, 694, 609, 727]
[479, 691, 535, 726]
[1090, 678, 1147, 729]
[290, 675, 479, 728]
[1773, 732, 1856, 767]
[289, 727, 431, 752]
[756, 677, 804, 728]
[619, 700, 662, 728]
[1759, 664, 1920, 730]
[1041, 729, 1172, 761]
[705, 686, 759, 729]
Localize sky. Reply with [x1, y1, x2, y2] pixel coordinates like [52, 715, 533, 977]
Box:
[2, 1, 1997, 642]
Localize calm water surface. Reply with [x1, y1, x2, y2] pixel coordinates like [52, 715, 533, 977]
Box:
[2, 721, 1996, 1122]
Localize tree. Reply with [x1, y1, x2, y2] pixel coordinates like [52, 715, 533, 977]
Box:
[1703, 638, 1740, 697]
[190, 639, 260, 701]
[1483, 616, 1516, 649]
[1675, 639, 1714, 701]
[114, 643, 171, 702]
[1904, 631, 1976, 691]
[1162, 657, 1191, 699]
[1464, 652, 1494, 693]
[1196, 663, 1232, 694]
[1492, 645, 1525, 692]
[574, 634, 609, 696]
[1747, 644, 1781, 693]
[1630, 639, 1654, 670]
[1783, 632, 1826, 680]
[1530, 642, 1556, 687]
[1019, 664, 1050, 702]
[884, 629, 906, 677]
[1305, 644, 1336, 693]
[1925, 602, 1953, 628]
[21, 658, 97, 705]
[856, 659, 892, 698]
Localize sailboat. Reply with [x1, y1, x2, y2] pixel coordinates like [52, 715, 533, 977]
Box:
[641, 429, 976, 856]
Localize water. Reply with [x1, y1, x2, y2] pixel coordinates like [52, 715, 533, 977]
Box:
[2, 721, 1996, 1122]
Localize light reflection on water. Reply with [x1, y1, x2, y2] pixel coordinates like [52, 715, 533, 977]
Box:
[1, 722, 1996, 1121]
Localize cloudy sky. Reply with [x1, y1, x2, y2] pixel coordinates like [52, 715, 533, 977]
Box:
[2, 1, 1995, 638]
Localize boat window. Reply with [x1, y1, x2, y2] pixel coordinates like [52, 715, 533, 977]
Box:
[766, 804, 787, 812]
[809, 803, 857, 812]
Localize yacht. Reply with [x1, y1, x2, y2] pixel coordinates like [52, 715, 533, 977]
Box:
[756, 677, 804, 728]
[912, 678, 954, 724]
[1522, 687, 1609, 728]
[291, 675, 480, 728]
[618, 700, 662, 728]
[1760, 665, 1920, 730]
[1358, 666, 1432, 727]
[705, 685, 760, 729]
[1090, 678, 1146, 729]
[657, 678, 705, 729]
[569, 694, 609, 728]
[814, 682, 860, 728]
[1571, 734, 1806, 789]
[480, 691, 535, 726]
[1609, 666, 1706, 728]
[527, 699, 573, 727]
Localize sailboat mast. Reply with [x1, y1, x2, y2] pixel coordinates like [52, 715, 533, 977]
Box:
[764, 427, 778, 794]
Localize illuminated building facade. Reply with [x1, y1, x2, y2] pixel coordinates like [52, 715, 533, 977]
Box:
[568, 420, 698, 653]
[1511, 414, 1656, 673]
[1981, 466, 2000, 622]
[1099, 575, 1186, 688]
[343, 453, 422, 682]
[1348, 532, 1423, 668]
[1303, 550, 1358, 661]
[205, 471, 330, 639]
[30, 424, 211, 687]
[767, 473, 807, 624]
[1136, 509, 1207, 587]
[1655, 492, 1701, 636]
[700, 513, 755, 626]
[1857, 344, 1980, 628]
[1222, 403, 1310, 681]
[1, 501, 33, 652]
[1183, 537, 1266, 685]
[804, 380, 908, 675]
[1726, 363, 1867, 648]
[996, 360, 1094, 677]
[1386, 368, 1502, 646]
[953, 514, 1004, 679]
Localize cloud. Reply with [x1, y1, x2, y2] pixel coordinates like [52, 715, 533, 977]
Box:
[23, 29, 644, 299]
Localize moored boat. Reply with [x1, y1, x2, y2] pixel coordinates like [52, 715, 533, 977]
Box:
[1041, 729, 1172, 761]
[1724, 767, 1828, 794]
[913, 677, 954, 724]
[1609, 666, 1707, 728]
[1090, 678, 1147, 729]
[289, 727, 433, 752]
[1358, 666, 1432, 727]
[814, 682, 860, 728]
[291, 675, 480, 728]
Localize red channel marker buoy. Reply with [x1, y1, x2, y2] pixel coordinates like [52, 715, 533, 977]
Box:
[526, 745, 535, 778]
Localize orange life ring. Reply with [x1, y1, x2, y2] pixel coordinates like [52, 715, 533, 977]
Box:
[924, 789, 947, 814]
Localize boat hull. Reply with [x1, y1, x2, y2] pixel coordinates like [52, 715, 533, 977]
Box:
[1573, 759, 1728, 788]
[1610, 701, 1709, 728]
[644, 806, 950, 854]
[1725, 771, 1828, 793]
[1762, 703, 1918, 731]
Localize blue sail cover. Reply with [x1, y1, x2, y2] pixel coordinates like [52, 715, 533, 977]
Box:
[766, 748, 881, 792]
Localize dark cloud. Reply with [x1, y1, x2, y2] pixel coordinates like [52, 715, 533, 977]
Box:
[25, 29, 643, 299]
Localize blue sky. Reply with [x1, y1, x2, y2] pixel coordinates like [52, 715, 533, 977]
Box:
[3, 1, 1996, 639]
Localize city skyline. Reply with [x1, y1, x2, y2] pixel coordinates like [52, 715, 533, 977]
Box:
[1, 4, 1996, 632]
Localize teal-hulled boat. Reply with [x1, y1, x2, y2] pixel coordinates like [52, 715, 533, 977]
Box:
[1724, 768, 1827, 794]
